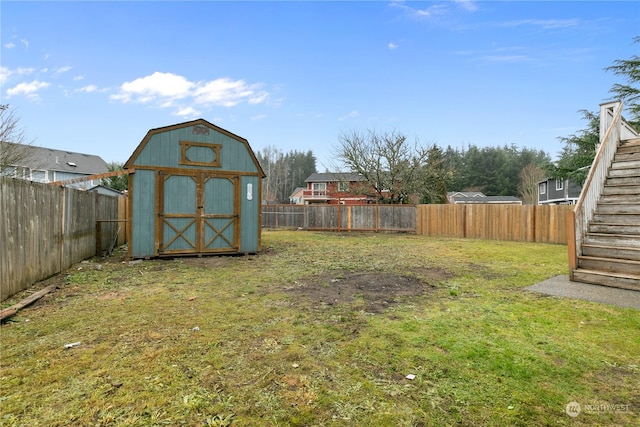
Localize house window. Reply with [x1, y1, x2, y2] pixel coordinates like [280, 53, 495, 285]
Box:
[1, 166, 16, 177]
[338, 181, 349, 192]
[179, 141, 221, 167]
[312, 182, 326, 197]
[539, 182, 547, 195]
[555, 178, 563, 191]
[31, 169, 47, 182]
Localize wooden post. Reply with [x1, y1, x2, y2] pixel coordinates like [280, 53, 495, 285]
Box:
[96, 221, 102, 256]
[567, 210, 577, 274]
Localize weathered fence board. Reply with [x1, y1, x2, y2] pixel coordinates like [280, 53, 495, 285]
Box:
[262, 204, 417, 232]
[262, 205, 306, 228]
[1, 177, 123, 301]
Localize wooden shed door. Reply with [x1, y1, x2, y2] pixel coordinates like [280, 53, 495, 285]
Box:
[157, 172, 239, 255]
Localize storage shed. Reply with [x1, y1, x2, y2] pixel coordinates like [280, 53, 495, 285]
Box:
[124, 119, 265, 258]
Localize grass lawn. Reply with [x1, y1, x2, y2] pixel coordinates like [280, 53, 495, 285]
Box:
[1, 230, 638, 426]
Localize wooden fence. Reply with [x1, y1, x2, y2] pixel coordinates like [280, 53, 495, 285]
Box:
[263, 203, 572, 244]
[1, 177, 125, 300]
[262, 204, 416, 232]
[417, 204, 572, 244]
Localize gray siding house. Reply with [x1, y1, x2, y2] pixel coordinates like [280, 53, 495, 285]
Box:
[447, 191, 522, 205]
[0, 142, 109, 190]
[537, 178, 582, 205]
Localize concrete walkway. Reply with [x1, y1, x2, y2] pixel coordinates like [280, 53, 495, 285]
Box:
[526, 275, 640, 310]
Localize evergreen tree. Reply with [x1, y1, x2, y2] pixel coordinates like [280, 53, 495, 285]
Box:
[605, 36, 640, 123]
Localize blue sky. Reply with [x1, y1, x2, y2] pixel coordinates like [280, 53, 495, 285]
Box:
[1, 1, 639, 170]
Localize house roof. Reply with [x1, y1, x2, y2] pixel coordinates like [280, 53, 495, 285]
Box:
[3, 142, 109, 175]
[304, 172, 367, 183]
[447, 191, 486, 198]
[450, 195, 522, 204]
[88, 185, 124, 196]
[289, 187, 305, 198]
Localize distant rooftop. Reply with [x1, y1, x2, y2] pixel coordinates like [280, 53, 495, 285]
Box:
[3, 142, 109, 175]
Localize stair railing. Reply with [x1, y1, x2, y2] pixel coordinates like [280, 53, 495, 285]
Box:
[570, 101, 623, 271]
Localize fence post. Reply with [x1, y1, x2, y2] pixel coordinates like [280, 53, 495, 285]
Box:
[58, 186, 66, 274]
[96, 221, 102, 256]
[567, 210, 577, 274]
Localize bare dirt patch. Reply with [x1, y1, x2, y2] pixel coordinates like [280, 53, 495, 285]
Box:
[287, 269, 452, 313]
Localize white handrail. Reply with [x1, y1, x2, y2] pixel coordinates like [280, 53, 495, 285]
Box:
[573, 101, 623, 257]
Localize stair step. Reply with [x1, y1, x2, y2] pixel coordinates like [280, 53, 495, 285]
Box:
[589, 223, 640, 234]
[621, 137, 640, 145]
[593, 213, 640, 225]
[595, 203, 640, 214]
[572, 269, 640, 291]
[578, 255, 640, 275]
[611, 158, 640, 169]
[605, 176, 640, 186]
[614, 151, 640, 162]
[599, 194, 640, 204]
[582, 244, 640, 261]
[584, 233, 640, 248]
[608, 168, 640, 178]
[617, 142, 640, 155]
[602, 185, 640, 196]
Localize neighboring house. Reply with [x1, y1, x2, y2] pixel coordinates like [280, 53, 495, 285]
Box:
[1, 142, 109, 190]
[299, 172, 375, 205]
[289, 187, 305, 205]
[447, 191, 522, 205]
[88, 184, 124, 197]
[537, 177, 582, 205]
[447, 191, 486, 204]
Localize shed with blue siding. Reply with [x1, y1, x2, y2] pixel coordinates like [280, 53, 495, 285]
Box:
[124, 119, 265, 258]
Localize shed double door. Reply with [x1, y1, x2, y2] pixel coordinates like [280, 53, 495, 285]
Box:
[156, 171, 239, 255]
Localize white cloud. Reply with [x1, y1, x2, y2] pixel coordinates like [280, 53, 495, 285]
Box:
[111, 71, 194, 104]
[174, 106, 201, 117]
[111, 72, 270, 113]
[390, 0, 477, 19]
[54, 66, 73, 75]
[454, 0, 478, 13]
[390, 1, 448, 19]
[251, 114, 267, 121]
[21, 38, 29, 50]
[6, 80, 50, 100]
[195, 78, 266, 107]
[0, 66, 36, 85]
[5, 42, 16, 49]
[388, 42, 399, 50]
[248, 91, 269, 105]
[483, 55, 532, 63]
[75, 84, 98, 93]
[501, 19, 581, 30]
[339, 110, 360, 121]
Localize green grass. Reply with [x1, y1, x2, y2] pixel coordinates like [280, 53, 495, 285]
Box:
[1, 231, 638, 426]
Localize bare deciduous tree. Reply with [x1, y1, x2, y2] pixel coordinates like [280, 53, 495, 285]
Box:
[0, 104, 36, 175]
[332, 129, 434, 204]
[518, 163, 546, 205]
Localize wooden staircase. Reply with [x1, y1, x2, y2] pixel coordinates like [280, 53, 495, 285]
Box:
[573, 137, 640, 290]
